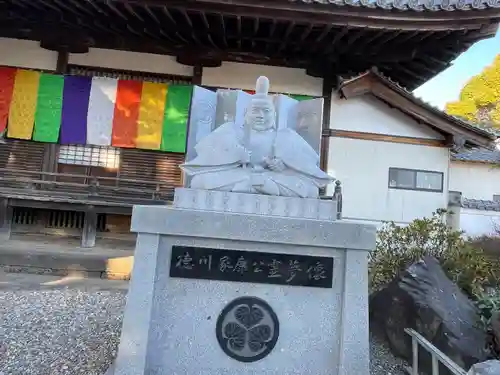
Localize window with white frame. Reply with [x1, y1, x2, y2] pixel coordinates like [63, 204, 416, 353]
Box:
[58, 144, 121, 169]
[388, 168, 443, 193]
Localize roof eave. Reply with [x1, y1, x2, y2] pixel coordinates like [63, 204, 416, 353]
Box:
[117, 0, 500, 30]
[339, 71, 496, 149]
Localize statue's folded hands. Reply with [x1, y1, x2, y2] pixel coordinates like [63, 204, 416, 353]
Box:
[263, 157, 286, 173]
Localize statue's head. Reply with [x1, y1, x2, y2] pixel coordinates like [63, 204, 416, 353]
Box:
[245, 76, 276, 132]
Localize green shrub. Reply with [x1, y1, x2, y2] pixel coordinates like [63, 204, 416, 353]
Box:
[468, 235, 500, 258]
[476, 290, 500, 328]
[369, 209, 500, 297]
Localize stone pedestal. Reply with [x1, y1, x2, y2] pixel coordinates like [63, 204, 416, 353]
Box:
[112, 189, 375, 375]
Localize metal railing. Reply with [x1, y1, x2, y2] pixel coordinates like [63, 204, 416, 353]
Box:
[404, 328, 467, 375]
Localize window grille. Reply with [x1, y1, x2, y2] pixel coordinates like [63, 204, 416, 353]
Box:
[58, 144, 120, 169]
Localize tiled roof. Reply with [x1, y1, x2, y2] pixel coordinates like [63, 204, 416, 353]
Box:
[452, 148, 500, 163]
[291, 0, 500, 11]
[462, 198, 500, 211]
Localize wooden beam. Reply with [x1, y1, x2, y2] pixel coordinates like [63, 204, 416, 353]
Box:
[0, 14, 487, 90]
[275, 21, 295, 55]
[112, 0, 500, 30]
[81, 206, 97, 248]
[324, 27, 349, 56]
[327, 129, 448, 148]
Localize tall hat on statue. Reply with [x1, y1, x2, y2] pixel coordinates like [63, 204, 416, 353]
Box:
[251, 76, 274, 108]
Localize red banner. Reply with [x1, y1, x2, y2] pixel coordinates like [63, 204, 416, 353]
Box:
[111, 80, 143, 148]
[0, 67, 16, 133]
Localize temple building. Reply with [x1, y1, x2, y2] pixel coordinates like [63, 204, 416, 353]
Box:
[0, 0, 499, 246]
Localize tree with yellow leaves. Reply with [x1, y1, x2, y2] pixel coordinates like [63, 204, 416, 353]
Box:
[446, 54, 500, 127]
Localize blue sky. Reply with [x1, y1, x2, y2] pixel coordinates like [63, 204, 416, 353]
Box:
[413, 27, 500, 109]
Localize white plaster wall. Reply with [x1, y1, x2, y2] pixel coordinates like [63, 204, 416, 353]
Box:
[330, 95, 444, 140]
[0, 38, 57, 70]
[460, 208, 500, 237]
[68, 48, 194, 77]
[450, 161, 500, 200]
[202, 62, 323, 96]
[328, 137, 449, 225]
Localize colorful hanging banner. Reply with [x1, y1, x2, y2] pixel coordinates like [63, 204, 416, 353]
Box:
[0, 67, 16, 135]
[160, 85, 193, 153]
[86, 77, 118, 146]
[111, 80, 142, 148]
[136, 82, 168, 150]
[7, 69, 40, 140]
[60, 76, 92, 144]
[291, 94, 311, 101]
[33, 73, 65, 143]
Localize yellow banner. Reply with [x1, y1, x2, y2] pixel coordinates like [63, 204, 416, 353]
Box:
[136, 82, 168, 150]
[7, 69, 41, 140]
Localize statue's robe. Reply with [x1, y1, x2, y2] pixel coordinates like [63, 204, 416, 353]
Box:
[181, 122, 333, 198]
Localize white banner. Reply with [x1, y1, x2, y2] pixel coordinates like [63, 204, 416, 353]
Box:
[86, 76, 118, 146]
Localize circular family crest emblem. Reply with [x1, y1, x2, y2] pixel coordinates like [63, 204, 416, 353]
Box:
[216, 296, 279, 363]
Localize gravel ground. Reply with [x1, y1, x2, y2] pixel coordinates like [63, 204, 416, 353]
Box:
[370, 334, 408, 375]
[0, 275, 408, 375]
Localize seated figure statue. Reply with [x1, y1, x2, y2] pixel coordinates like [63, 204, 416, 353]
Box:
[180, 76, 334, 198]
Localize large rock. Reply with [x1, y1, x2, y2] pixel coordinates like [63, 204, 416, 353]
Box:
[467, 360, 500, 375]
[370, 256, 488, 374]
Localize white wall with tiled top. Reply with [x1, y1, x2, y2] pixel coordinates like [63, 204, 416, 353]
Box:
[327, 94, 450, 225]
[0, 38, 57, 70]
[450, 161, 500, 201]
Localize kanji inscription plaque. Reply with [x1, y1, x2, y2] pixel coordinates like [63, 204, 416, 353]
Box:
[169, 246, 334, 288]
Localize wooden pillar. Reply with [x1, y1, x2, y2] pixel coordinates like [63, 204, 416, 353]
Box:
[81, 206, 97, 248]
[192, 65, 203, 85]
[56, 50, 69, 73]
[319, 74, 337, 197]
[320, 74, 335, 173]
[0, 198, 12, 241]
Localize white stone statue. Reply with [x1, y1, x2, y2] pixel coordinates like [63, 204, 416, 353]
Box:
[180, 76, 334, 198]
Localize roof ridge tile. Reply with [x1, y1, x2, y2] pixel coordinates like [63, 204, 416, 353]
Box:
[292, 0, 500, 11]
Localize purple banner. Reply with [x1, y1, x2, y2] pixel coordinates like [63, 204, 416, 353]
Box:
[60, 76, 92, 144]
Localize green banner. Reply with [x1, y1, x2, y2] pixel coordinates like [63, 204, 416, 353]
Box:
[291, 94, 312, 101]
[160, 85, 193, 153]
[33, 73, 64, 143]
